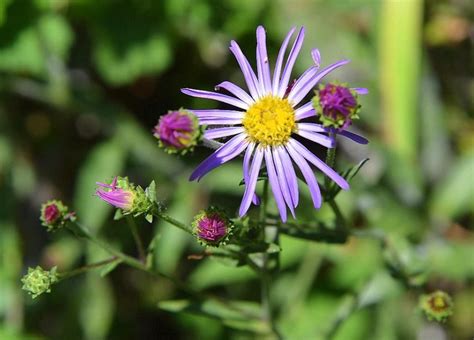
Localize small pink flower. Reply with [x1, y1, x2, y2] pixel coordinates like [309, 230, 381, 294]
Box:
[96, 177, 135, 210]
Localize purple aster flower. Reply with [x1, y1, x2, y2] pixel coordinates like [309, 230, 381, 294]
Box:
[192, 208, 232, 246]
[182, 26, 369, 222]
[96, 177, 135, 210]
[154, 109, 201, 154]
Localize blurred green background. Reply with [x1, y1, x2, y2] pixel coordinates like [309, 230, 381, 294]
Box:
[0, 0, 472, 339]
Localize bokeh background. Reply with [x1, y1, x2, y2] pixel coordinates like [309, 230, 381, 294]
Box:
[0, 0, 473, 339]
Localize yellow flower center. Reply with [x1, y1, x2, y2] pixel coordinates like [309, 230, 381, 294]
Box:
[242, 96, 296, 146]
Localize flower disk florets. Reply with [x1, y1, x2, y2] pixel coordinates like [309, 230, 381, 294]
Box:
[420, 290, 454, 322]
[312, 83, 360, 129]
[192, 208, 233, 247]
[40, 200, 72, 232]
[154, 109, 202, 154]
[242, 96, 296, 146]
[21, 266, 58, 299]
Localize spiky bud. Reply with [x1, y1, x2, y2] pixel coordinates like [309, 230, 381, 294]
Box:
[192, 207, 233, 247]
[40, 200, 74, 232]
[21, 266, 58, 299]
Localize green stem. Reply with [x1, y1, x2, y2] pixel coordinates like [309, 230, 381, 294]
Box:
[126, 216, 146, 263]
[329, 199, 345, 225]
[325, 131, 337, 191]
[155, 212, 194, 235]
[68, 222, 147, 272]
[259, 180, 282, 338]
[59, 256, 120, 280]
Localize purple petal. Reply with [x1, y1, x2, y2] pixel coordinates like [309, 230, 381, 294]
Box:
[252, 194, 260, 206]
[96, 181, 114, 189]
[311, 49, 321, 68]
[243, 142, 260, 206]
[272, 27, 296, 95]
[278, 27, 305, 97]
[288, 59, 351, 106]
[295, 102, 316, 120]
[272, 147, 296, 217]
[243, 142, 255, 189]
[229, 40, 262, 99]
[265, 148, 288, 222]
[285, 143, 322, 208]
[192, 109, 244, 119]
[204, 126, 245, 140]
[276, 146, 299, 207]
[256, 26, 272, 94]
[190, 134, 248, 181]
[239, 146, 264, 216]
[337, 130, 369, 144]
[296, 130, 335, 148]
[297, 122, 326, 133]
[289, 138, 349, 190]
[181, 88, 249, 110]
[287, 66, 318, 104]
[215, 81, 254, 105]
[198, 118, 242, 126]
[352, 87, 369, 95]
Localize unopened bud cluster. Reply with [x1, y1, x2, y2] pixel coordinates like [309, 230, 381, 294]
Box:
[419, 290, 454, 322]
[21, 266, 58, 299]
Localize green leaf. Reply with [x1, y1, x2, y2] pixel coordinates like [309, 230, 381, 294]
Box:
[327, 158, 369, 200]
[430, 151, 474, 220]
[99, 259, 122, 277]
[145, 180, 156, 202]
[379, 0, 423, 161]
[158, 299, 267, 333]
[79, 275, 115, 340]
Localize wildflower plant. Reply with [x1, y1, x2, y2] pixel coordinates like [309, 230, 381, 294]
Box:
[23, 25, 448, 338]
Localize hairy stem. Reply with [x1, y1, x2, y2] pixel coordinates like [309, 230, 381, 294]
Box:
[155, 212, 194, 235]
[59, 256, 120, 280]
[259, 180, 282, 338]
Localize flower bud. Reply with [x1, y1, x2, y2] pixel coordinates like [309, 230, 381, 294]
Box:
[154, 109, 202, 154]
[192, 207, 232, 247]
[40, 200, 72, 232]
[96, 177, 158, 221]
[419, 290, 454, 322]
[312, 83, 360, 129]
[21, 266, 58, 299]
[96, 177, 135, 211]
